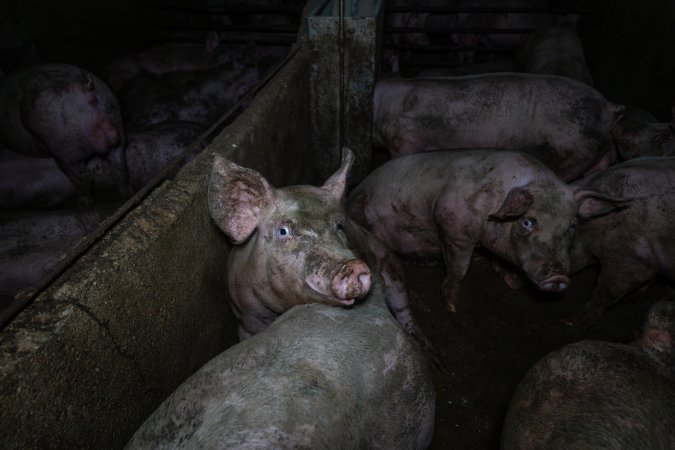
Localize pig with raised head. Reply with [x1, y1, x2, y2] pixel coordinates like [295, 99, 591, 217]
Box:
[0, 63, 129, 204]
[208, 148, 428, 346]
[611, 106, 675, 159]
[125, 280, 436, 449]
[515, 24, 594, 86]
[119, 58, 261, 130]
[348, 150, 628, 313]
[501, 300, 675, 449]
[374, 73, 625, 181]
[563, 157, 675, 326]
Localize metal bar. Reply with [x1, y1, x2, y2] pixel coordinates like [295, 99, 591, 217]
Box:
[386, 26, 539, 34]
[383, 43, 516, 52]
[140, 4, 304, 15]
[385, 6, 600, 14]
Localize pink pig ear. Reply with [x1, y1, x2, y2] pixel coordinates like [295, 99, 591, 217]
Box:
[488, 186, 533, 221]
[574, 190, 631, 220]
[208, 155, 274, 244]
[322, 147, 354, 201]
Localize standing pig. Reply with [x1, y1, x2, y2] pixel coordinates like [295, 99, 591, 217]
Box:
[515, 24, 594, 86]
[563, 157, 675, 326]
[125, 280, 436, 449]
[348, 150, 628, 313]
[118, 59, 261, 130]
[0, 63, 129, 204]
[208, 148, 427, 345]
[501, 300, 675, 449]
[374, 73, 624, 181]
[611, 106, 675, 159]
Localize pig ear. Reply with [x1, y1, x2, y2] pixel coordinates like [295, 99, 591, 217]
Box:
[322, 147, 354, 201]
[488, 187, 533, 221]
[208, 155, 274, 244]
[574, 190, 632, 220]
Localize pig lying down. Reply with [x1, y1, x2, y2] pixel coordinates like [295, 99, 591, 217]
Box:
[373, 73, 624, 181]
[349, 150, 628, 313]
[0, 63, 129, 204]
[501, 300, 675, 449]
[565, 157, 675, 326]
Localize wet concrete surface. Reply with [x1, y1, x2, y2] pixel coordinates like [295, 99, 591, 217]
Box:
[405, 251, 671, 449]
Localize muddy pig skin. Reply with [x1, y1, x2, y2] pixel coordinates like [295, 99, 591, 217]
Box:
[118, 59, 261, 130]
[373, 73, 624, 181]
[611, 106, 675, 159]
[124, 280, 435, 450]
[501, 300, 675, 450]
[515, 24, 594, 86]
[0, 63, 128, 204]
[348, 150, 628, 313]
[563, 157, 675, 326]
[0, 122, 203, 209]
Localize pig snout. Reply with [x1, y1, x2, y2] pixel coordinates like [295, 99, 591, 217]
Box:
[538, 274, 570, 292]
[331, 259, 372, 304]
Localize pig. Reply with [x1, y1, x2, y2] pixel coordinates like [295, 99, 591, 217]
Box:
[611, 106, 675, 160]
[562, 157, 675, 326]
[373, 73, 625, 181]
[118, 59, 261, 130]
[208, 147, 431, 349]
[0, 121, 204, 209]
[124, 280, 436, 449]
[515, 24, 594, 86]
[501, 300, 675, 450]
[102, 31, 228, 93]
[415, 58, 515, 78]
[0, 63, 129, 205]
[348, 150, 628, 313]
[0, 204, 117, 298]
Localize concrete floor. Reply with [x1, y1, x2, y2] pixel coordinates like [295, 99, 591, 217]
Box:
[405, 251, 669, 449]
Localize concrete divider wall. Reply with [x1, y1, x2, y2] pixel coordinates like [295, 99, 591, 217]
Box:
[0, 47, 312, 449]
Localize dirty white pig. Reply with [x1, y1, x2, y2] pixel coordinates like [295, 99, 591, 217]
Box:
[0, 204, 117, 298]
[611, 106, 675, 159]
[563, 157, 675, 326]
[373, 73, 625, 181]
[0, 63, 129, 204]
[348, 150, 627, 313]
[515, 24, 594, 85]
[102, 31, 229, 93]
[208, 148, 429, 345]
[119, 59, 261, 130]
[0, 122, 204, 209]
[502, 300, 675, 449]
[124, 279, 436, 449]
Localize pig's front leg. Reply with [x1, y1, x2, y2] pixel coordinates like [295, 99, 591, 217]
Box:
[440, 237, 476, 313]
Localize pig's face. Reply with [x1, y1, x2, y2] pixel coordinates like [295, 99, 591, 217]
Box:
[488, 183, 629, 292]
[209, 149, 372, 315]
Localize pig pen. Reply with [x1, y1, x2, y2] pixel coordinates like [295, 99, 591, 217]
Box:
[2, 2, 675, 450]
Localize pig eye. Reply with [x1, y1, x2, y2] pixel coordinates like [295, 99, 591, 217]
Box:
[519, 217, 536, 233]
[277, 225, 292, 238]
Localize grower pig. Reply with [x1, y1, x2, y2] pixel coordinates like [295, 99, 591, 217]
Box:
[501, 300, 675, 449]
[0, 122, 204, 209]
[348, 150, 628, 313]
[0, 63, 129, 204]
[209, 148, 428, 345]
[102, 31, 227, 93]
[611, 106, 675, 159]
[373, 73, 624, 181]
[119, 59, 261, 130]
[124, 280, 435, 449]
[515, 24, 594, 86]
[563, 157, 675, 326]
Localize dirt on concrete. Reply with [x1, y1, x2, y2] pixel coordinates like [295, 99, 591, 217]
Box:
[405, 250, 671, 449]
